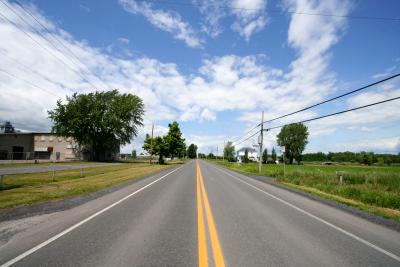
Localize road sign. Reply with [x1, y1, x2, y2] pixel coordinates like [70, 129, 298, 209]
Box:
[281, 146, 286, 153]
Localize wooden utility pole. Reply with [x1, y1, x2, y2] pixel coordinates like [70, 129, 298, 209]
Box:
[223, 140, 225, 162]
[259, 111, 264, 174]
[150, 123, 154, 164]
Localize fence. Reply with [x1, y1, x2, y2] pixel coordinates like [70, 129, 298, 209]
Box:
[0, 151, 83, 162]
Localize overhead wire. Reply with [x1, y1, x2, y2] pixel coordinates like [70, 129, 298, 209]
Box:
[265, 96, 400, 131]
[139, 0, 400, 22]
[11, 0, 113, 91]
[0, 2, 101, 92]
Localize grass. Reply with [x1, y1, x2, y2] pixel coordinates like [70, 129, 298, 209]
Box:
[0, 162, 176, 209]
[213, 160, 400, 221]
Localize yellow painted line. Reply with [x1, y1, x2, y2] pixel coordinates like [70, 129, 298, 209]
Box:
[197, 161, 226, 267]
[197, 161, 209, 267]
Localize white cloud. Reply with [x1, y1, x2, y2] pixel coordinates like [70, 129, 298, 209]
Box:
[197, 0, 268, 40]
[1, 0, 398, 155]
[230, 0, 268, 41]
[119, 0, 203, 48]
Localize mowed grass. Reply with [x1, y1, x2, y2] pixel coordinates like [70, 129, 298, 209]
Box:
[0, 163, 174, 209]
[215, 161, 400, 221]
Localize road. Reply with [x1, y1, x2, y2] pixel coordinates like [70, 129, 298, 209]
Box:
[0, 160, 399, 266]
[0, 163, 120, 175]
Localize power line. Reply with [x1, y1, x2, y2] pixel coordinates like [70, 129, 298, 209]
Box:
[266, 96, 400, 131]
[0, 3, 100, 92]
[0, 49, 70, 91]
[262, 73, 400, 125]
[11, 0, 113, 91]
[233, 96, 400, 147]
[140, 0, 400, 22]
[0, 68, 63, 98]
[231, 73, 400, 146]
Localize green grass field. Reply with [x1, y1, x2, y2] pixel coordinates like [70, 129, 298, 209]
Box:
[0, 162, 176, 210]
[214, 161, 400, 221]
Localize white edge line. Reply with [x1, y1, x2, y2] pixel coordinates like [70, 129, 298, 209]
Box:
[0, 165, 184, 267]
[213, 164, 400, 262]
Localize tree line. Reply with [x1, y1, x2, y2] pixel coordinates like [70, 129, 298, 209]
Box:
[302, 151, 400, 165]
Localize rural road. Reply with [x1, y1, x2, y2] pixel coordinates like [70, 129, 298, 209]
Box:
[0, 163, 121, 175]
[0, 160, 399, 266]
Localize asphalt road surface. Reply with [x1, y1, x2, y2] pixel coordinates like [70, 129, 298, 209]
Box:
[0, 163, 120, 175]
[0, 160, 399, 266]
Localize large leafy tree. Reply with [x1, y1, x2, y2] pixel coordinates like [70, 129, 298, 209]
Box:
[223, 141, 235, 162]
[277, 123, 309, 164]
[142, 134, 168, 164]
[48, 90, 144, 161]
[164, 121, 186, 159]
[187, 144, 198, 159]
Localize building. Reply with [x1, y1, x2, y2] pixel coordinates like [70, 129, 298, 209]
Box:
[236, 147, 259, 162]
[0, 132, 81, 161]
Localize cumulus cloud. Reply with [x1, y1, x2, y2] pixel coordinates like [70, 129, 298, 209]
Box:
[1, 0, 398, 155]
[197, 0, 268, 40]
[119, 0, 203, 48]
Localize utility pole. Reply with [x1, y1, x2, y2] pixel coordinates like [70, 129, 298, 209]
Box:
[258, 111, 264, 174]
[217, 145, 218, 160]
[150, 123, 154, 165]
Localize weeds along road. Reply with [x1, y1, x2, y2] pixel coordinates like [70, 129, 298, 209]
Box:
[0, 160, 399, 266]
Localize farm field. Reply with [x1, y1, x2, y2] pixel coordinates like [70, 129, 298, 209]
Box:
[214, 160, 400, 221]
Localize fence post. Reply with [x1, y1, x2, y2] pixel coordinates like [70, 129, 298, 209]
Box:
[336, 171, 343, 185]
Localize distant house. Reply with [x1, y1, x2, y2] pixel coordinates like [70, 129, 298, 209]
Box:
[236, 147, 259, 163]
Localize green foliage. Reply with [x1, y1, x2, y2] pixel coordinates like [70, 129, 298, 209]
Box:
[302, 151, 400, 166]
[187, 144, 198, 159]
[262, 148, 268, 164]
[271, 147, 277, 162]
[208, 153, 215, 159]
[48, 90, 144, 161]
[277, 123, 309, 164]
[131, 150, 137, 159]
[142, 134, 168, 164]
[164, 121, 186, 159]
[198, 153, 206, 159]
[224, 141, 235, 162]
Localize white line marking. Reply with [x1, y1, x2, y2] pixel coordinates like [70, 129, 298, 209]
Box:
[0, 165, 183, 267]
[214, 165, 400, 262]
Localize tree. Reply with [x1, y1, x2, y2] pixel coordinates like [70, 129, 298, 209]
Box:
[277, 123, 309, 164]
[132, 149, 137, 159]
[164, 121, 186, 159]
[187, 144, 198, 159]
[224, 141, 235, 162]
[244, 149, 249, 163]
[271, 147, 277, 162]
[262, 148, 268, 164]
[48, 90, 144, 161]
[208, 153, 215, 159]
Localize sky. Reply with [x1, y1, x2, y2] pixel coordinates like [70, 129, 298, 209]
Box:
[0, 0, 399, 155]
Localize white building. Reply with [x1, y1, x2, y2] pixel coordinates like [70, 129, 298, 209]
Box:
[236, 147, 259, 162]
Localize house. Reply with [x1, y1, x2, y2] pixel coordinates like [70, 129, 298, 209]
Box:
[236, 147, 259, 162]
[0, 132, 82, 161]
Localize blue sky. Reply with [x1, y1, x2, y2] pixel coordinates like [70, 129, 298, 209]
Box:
[0, 0, 399, 154]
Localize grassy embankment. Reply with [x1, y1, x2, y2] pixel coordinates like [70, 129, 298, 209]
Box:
[0, 162, 178, 209]
[214, 161, 400, 221]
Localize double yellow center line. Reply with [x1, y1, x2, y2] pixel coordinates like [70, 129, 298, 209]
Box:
[196, 161, 226, 267]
